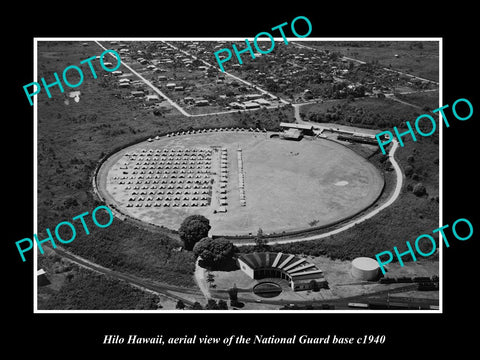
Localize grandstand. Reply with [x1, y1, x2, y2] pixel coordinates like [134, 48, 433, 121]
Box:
[237, 252, 326, 291]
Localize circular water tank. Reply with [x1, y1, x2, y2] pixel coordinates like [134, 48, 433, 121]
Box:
[351, 257, 380, 281]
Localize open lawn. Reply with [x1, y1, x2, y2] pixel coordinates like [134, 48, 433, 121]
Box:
[97, 131, 384, 236]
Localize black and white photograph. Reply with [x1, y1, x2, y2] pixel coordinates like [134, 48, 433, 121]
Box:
[6, 5, 478, 356]
[33, 37, 441, 313]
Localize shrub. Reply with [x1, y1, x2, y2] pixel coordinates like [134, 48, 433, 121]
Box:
[413, 183, 427, 197]
[404, 165, 414, 177]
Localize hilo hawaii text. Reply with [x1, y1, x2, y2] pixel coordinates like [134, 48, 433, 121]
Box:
[23, 49, 122, 106]
[15, 205, 113, 262]
[214, 16, 312, 72]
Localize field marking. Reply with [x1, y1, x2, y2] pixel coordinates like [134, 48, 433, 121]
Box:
[232, 138, 402, 245]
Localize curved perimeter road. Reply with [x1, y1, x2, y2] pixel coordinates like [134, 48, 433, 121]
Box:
[230, 114, 403, 246]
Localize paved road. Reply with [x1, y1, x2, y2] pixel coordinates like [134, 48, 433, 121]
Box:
[163, 41, 291, 105]
[229, 104, 403, 246]
[194, 258, 211, 300]
[54, 247, 203, 307]
[95, 41, 192, 117]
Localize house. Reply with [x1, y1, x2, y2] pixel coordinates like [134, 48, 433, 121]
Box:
[145, 94, 160, 102]
[131, 90, 145, 97]
[195, 99, 209, 106]
[254, 98, 271, 106]
[243, 101, 260, 109]
[37, 269, 50, 286]
[244, 93, 263, 101]
[228, 102, 244, 109]
[166, 83, 176, 90]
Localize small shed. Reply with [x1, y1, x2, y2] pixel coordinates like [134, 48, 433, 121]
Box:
[37, 269, 50, 286]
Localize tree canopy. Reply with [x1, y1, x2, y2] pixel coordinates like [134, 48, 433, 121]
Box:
[253, 228, 269, 252]
[179, 215, 211, 250]
[193, 237, 236, 269]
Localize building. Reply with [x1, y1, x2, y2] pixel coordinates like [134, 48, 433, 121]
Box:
[131, 90, 144, 97]
[279, 122, 314, 136]
[145, 94, 160, 102]
[237, 252, 326, 291]
[195, 99, 209, 106]
[244, 93, 263, 101]
[228, 102, 244, 109]
[254, 98, 271, 106]
[243, 101, 260, 109]
[351, 257, 380, 281]
[282, 128, 303, 141]
[37, 269, 50, 286]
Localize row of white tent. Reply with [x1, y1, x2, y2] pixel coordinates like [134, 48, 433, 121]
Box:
[237, 149, 246, 206]
[218, 148, 229, 206]
[132, 188, 210, 195]
[112, 173, 210, 180]
[126, 148, 212, 155]
[127, 201, 209, 208]
[165, 127, 266, 138]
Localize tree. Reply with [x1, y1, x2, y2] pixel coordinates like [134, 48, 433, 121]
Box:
[413, 183, 427, 197]
[309, 279, 320, 292]
[253, 228, 269, 252]
[191, 301, 203, 310]
[206, 299, 219, 310]
[404, 165, 414, 177]
[176, 300, 186, 310]
[217, 299, 228, 310]
[179, 215, 211, 251]
[228, 284, 238, 302]
[193, 237, 236, 269]
[206, 272, 215, 287]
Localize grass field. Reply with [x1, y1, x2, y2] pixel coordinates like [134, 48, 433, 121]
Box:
[303, 41, 439, 82]
[97, 131, 384, 236]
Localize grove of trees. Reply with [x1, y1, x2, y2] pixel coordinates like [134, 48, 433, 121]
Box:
[179, 215, 211, 251]
[193, 237, 236, 270]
